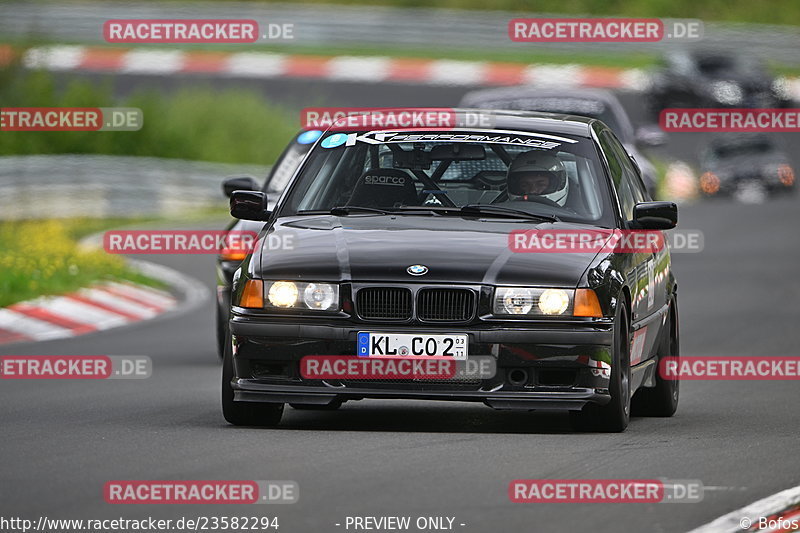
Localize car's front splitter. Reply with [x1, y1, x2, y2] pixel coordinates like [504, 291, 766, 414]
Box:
[233, 380, 610, 411]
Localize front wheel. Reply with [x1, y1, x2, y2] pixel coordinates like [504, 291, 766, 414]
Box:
[222, 332, 283, 426]
[632, 299, 679, 417]
[570, 302, 631, 433]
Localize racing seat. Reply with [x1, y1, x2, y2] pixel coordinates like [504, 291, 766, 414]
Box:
[347, 168, 419, 208]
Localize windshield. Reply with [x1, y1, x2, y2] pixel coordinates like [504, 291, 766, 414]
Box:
[278, 129, 615, 225]
[264, 130, 320, 193]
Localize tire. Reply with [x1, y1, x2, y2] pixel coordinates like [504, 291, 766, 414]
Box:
[570, 301, 631, 433]
[631, 298, 680, 417]
[290, 400, 343, 411]
[215, 303, 226, 360]
[221, 331, 283, 427]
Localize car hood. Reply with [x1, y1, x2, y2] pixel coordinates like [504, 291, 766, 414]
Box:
[256, 215, 606, 287]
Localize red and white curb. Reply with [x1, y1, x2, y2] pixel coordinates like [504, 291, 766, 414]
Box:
[0, 281, 176, 345]
[689, 484, 800, 532]
[6, 44, 799, 96]
[0, 245, 210, 346]
[3, 44, 644, 90]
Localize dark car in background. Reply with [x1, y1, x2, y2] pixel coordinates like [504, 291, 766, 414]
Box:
[647, 49, 793, 117]
[215, 129, 322, 357]
[698, 133, 795, 200]
[222, 110, 680, 433]
[459, 87, 664, 198]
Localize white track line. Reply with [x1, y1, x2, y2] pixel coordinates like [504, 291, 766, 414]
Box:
[688, 484, 800, 533]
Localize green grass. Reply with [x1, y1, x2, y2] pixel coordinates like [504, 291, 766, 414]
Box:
[0, 63, 297, 165]
[0, 217, 169, 308]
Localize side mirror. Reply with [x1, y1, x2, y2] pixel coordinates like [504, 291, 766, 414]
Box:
[230, 190, 270, 221]
[631, 201, 677, 230]
[635, 125, 667, 147]
[222, 175, 259, 197]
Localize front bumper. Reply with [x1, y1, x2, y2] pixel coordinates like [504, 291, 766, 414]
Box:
[229, 315, 615, 411]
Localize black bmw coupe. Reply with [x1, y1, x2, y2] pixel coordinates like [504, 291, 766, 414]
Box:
[222, 110, 680, 432]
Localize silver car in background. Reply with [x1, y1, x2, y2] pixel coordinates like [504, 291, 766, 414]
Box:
[460, 87, 665, 198]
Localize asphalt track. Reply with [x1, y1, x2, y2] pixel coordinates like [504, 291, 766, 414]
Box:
[1, 73, 799, 533]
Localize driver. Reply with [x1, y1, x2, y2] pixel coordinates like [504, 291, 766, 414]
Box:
[506, 150, 569, 206]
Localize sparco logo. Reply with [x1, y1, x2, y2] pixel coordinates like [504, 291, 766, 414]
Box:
[365, 175, 405, 185]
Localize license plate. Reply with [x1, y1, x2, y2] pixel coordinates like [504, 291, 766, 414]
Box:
[357, 332, 468, 360]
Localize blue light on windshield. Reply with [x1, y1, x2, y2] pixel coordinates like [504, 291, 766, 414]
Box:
[297, 130, 323, 144]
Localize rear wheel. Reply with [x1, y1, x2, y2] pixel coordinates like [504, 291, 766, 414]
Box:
[222, 332, 283, 426]
[570, 302, 631, 433]
[632, 299, 679, 417]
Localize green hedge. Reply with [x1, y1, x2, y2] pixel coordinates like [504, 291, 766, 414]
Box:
[0, 66, 297, 165]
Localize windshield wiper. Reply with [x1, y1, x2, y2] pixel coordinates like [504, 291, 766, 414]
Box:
[330, 206, 457, 217]
[329, 206, 391, 216]
[459, 204, 559, 223]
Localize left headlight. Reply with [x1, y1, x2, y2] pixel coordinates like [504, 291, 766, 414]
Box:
[265, 281, 340, 311]
[493, 287, 572, 316]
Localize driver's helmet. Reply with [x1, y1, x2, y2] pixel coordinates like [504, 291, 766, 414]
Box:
[506, 150, 569, 206]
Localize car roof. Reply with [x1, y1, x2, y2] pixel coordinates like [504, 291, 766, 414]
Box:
[458, 88, 630, 141]
[460, 86, 619, 107]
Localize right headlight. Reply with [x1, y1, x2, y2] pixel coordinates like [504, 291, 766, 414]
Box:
[493, 287, 603, 317]
[493, 287, 572, 316]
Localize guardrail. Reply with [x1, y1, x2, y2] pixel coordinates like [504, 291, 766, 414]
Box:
[0, 155, 270, 220]
[1, 2, 799, 65]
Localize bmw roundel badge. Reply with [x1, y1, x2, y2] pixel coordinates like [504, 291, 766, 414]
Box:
[406, 264, 429, 276]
